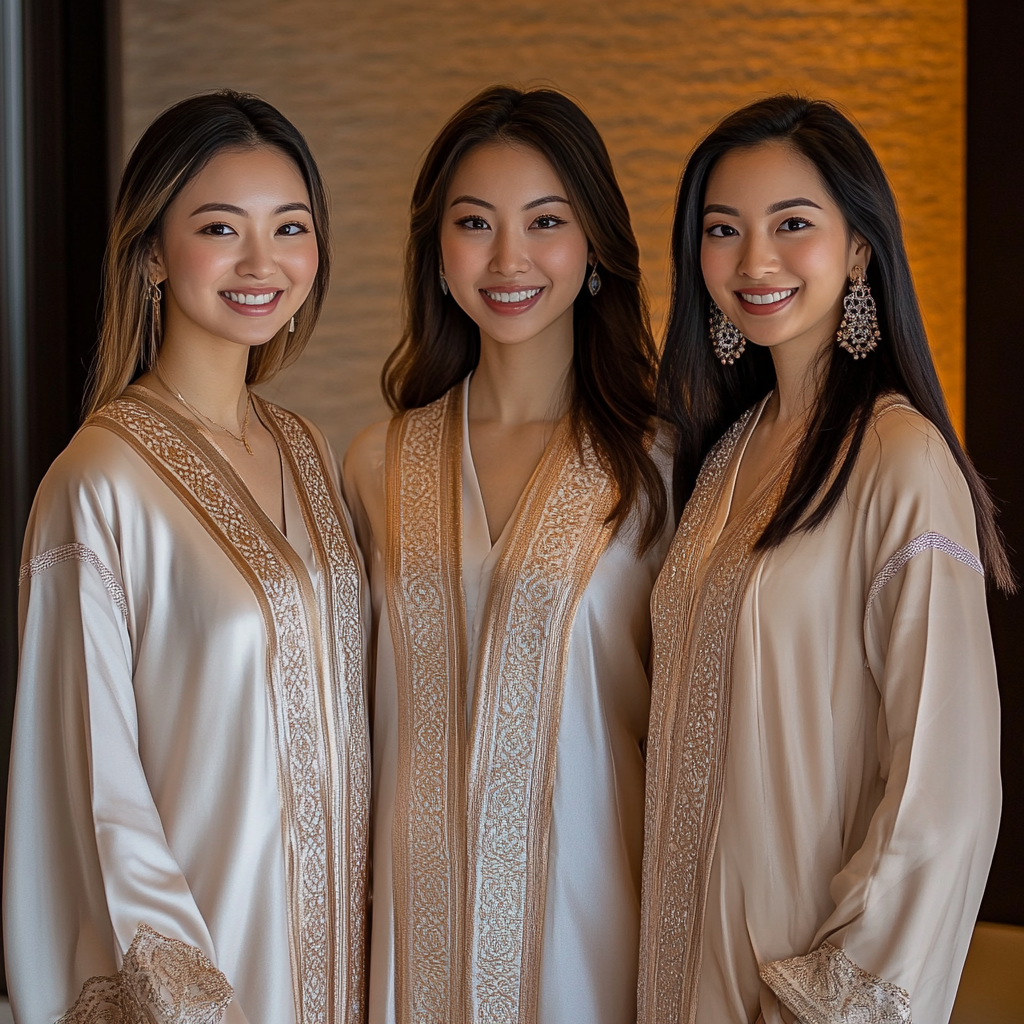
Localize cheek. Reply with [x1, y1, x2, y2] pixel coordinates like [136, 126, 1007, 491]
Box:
[700, 242, 732, 295]
[280, 238, 320, 288]
[787, 235, 848, 291]
[163, 236, 233, 298]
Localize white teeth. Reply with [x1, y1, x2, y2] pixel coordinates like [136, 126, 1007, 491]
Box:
[740, 289, 794, 305]
[226, 291, 277, 305]
[484, 287, 541, 303]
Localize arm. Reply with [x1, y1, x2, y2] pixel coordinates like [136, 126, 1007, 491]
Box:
[5, 463, 244, 1024]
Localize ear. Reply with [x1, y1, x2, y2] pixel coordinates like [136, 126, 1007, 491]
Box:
[849, 232, 872, 274]
[148, 243, 168, 286]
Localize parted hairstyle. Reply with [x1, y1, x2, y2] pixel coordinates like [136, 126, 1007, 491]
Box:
[658, 94, 1013, 590]
[83, 89, 331, 418]
[382, 85, 667, 552]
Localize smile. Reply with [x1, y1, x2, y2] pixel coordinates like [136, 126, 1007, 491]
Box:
[482, 287, 542, 303]
[739, 289, 795, 305]
[219, 290, 284, 317]
[736, 287, 798, 316]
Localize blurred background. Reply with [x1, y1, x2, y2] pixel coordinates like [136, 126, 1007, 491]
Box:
[1, 0, 1022, 1016]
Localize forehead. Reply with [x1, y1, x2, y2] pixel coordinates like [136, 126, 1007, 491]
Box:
[447, 141, 564, 200]
[174, 145, 309, 205]
[704, 141, 832, 210]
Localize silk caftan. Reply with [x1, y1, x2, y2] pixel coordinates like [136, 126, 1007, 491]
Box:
[343, 378, 673, 1024]
[6, 386, 371, 1024]
[638, 395, 1000, 1024]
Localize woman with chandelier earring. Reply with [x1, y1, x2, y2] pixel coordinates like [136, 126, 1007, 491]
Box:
[638, 95, 1011, 1024]
[6, 91, 370, 1024]
[344, 85, 671, 1024]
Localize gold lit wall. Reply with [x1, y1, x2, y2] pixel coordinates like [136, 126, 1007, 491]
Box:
[121, 0, 964, 452]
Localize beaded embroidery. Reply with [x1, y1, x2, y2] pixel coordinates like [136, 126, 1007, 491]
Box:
[20, 543, 128, 620]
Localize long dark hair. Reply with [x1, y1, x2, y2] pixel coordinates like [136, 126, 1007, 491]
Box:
[85, 89, 331, 417]
[382, 85, 666, 552]
[658, 94, 1013, 591]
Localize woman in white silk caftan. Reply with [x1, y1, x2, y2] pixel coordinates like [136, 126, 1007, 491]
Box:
[344, 86, 672, 1024]
[640, 96, 1008, 1024]
[5, 92, 370, 1024]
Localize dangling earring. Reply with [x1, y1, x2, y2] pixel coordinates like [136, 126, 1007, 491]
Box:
[289, 315, 296, 334]
[837, 266, 881, 359]
[710, 300, 745, 365]
[146, 279, 162, 368]
[439, 269, 449, 296]
[587, 261, 601, 297]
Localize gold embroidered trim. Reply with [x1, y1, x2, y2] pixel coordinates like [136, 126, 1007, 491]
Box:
[640, 402, 790, 1024]
[19, 543, 128, 619]
[386, 384, 618, 1024]
[91, 388, 367, 1024]
[57, 922, 233, 1024]
[759, 942, 912, 1024]
[260, 399, 371, 1022]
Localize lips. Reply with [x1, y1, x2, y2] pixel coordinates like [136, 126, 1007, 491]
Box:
[219, 289, 284, 317]
[736, 287, 798, 316]
[480, 286, 545, 316]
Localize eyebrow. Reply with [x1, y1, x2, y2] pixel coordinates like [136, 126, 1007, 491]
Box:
[189, 201, 312, 217]
[703, 197, 823, 217]
[449, 194, 570, 211]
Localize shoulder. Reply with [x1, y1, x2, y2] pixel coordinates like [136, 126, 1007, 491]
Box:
[343, 420, 389, 484]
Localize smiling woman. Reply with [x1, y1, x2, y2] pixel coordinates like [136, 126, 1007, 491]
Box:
[5, 91, 370, 1024]
[344, 85, 670, 1024]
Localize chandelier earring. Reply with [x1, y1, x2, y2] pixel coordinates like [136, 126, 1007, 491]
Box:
[709, 300, 745, 365]
[587, 260, 601, 297]
[837, 265, 881, 359]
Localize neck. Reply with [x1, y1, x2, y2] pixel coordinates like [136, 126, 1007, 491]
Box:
[151, 323, 252, 431]
[469, 315, 574, 426]
[765, 326, 834, 429]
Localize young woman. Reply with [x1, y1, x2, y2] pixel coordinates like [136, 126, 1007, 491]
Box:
[344, 86, 671, 1024]
[639, 95, 1007, 1024]
[6, 92, 370, 1024]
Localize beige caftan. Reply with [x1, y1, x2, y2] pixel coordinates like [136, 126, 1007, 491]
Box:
[6, 386, 371, 1024]
[639, 395, 1000, 1024]
[344, 378, 673, 1024]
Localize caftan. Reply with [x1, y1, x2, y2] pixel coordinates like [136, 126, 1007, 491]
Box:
[343, 378, 673, 1024]
[638, 395, 1000, 1024]
[6, 386, 371, 1024]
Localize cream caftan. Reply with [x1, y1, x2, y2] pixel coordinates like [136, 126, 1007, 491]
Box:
[343, 378, 673, 1024]
[638, 395, 1000, 1024]
[6, 386, 371, 1024]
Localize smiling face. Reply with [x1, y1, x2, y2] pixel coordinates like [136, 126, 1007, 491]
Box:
[152, 145, 319, 349]
[440, 142, 591, 350]
[700, 141, 870, 360]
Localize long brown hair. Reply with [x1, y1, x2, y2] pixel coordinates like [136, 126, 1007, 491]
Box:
[84, 90, 331, 417]
[382, 85, 666, 552]
[659, 95, 1013, 591]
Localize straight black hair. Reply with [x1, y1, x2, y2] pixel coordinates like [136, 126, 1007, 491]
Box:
[382, 85, 666, 552]
[658, 94, 1012, 590]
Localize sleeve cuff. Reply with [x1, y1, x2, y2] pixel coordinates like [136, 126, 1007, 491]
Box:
[58, 922, 234, 1024]
[759, 942, 911, 1024]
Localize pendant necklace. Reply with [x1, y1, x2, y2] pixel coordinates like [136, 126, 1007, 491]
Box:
[154, 365, 254, 456]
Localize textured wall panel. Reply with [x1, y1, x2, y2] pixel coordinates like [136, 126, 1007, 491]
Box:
[122, 0, 964, 452]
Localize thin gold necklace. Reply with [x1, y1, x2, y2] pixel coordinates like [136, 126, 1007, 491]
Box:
[154, 365, 254, 456]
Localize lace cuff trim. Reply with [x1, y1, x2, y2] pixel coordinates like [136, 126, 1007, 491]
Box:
[19, 542, 128, 620]
[759, 942, 911, 1024]
[57, 923, 233, 1024]
[867, 531, 983, 612]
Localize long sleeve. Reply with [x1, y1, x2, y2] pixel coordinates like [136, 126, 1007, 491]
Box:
[6, 456, 239, 1024]
[759, 410, 1001, 1024]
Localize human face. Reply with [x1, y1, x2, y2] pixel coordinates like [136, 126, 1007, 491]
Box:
[700, 141, 869, 359]
[152, 146, 319, 349]
[440, 142, 591, 349]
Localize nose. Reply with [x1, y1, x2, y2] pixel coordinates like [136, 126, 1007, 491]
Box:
[735, 227, 779, 281]
[489, 226, 531, 277]
[236, 232, 277, 281]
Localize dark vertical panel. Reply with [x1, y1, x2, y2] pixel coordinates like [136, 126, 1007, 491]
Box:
[0, 0, 111, 991]
[968, 0, 1024, 926]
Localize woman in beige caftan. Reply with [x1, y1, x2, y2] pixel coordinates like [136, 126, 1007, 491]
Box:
[344, 86, 671, 1024]
[640, 96, 1010, 1024]
[5, 93, 370, 1024]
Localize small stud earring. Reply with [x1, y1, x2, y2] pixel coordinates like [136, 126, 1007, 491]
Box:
[289, 315, 296, 334]
[587, 262, 601, 297]
[439, 270, 449, 296]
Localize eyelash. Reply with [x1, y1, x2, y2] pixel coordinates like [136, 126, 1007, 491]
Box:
[705, 217, 814, 238]
[199, 221, 310, 237]
[453, 214, 567, 231]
